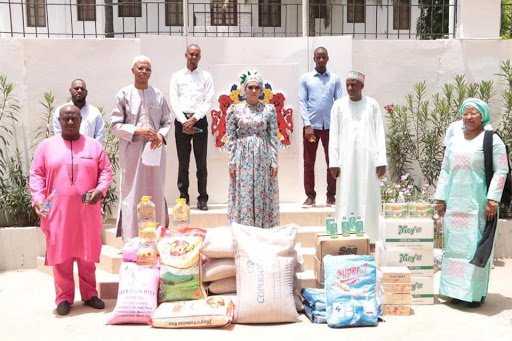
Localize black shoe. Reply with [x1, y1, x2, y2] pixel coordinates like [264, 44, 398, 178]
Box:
[301, 197, 316, 208]
[449, 298, 463, 305]
[84, 296, 105, 309]
[197, 201, 208, 211]
[56, 301, 71, 315]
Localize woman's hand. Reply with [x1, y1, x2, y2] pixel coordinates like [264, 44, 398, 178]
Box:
[435, 200, 446, 217]
[486, 200, 498, 221]
[229, 167, 236, 179]
[271, 167, 278, 178]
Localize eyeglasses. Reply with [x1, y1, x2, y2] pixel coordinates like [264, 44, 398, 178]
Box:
[247, 86, 261, 91]
[136, 67, 152, 72]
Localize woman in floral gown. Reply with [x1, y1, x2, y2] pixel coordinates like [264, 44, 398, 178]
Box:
[227, 74, 279, 228]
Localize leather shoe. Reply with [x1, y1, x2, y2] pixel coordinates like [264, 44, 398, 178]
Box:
[302, 197, 316, 208]
[84, 296, 105, 309]
[197, 201, 208, 211]
[326, 196, 336, 207]
[56, 301, 71, 315]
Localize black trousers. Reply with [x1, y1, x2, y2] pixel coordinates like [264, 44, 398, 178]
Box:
[175, 117, 208, 203]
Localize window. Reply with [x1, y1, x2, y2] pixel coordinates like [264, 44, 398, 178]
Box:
[310, 0, 328, 20]
[259, 0, 281, 27]
[393, 0, 411, 30]
[211, 0, 237, 26]
[119, 0, 142, 18]
[347, 0, 365, 23]
[77, 0, 96, 21]
[166, 0, 183, 26]
[26, 0, 46, 27]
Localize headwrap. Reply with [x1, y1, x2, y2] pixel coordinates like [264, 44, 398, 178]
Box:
[346, 70, 365, 84]
[240, 72, 264, 98]
[459, 98, 491, 127]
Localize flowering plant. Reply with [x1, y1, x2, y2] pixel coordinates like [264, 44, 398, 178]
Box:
[380, 173, 434, 203]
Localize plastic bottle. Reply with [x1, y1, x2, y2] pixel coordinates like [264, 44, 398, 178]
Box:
[341, 216, 350, 237]
[136, 221, 158, 266]
[356, 216, 364, 237]
[325, 214, 334, 235]
[41, 190, 58, 216]
[348, 212, 357, 234]
[173, 198, 191, 228]
[329, 221, 338, 239]
[137, 196, 156, 236]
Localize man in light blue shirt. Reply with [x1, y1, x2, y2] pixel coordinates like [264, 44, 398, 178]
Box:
[298, 47, 343, 208]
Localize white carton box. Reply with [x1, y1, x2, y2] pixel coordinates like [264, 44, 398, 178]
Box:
[381, 247, 434, 276]
[411, 276, 434, 305]
[383, 218, 434, 248]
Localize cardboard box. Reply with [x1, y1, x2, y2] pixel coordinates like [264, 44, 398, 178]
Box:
[383, 283, 411, 294]
[383, 203, 409, 219]
[315, 233, 370, 260]
[408, 202, 434, 218]
[381, 247, 434, 276]
[313, 234, 370, 285]
[411, 276, 434, 305]
[383, 305, 412, 316]
[382, 292, 412, 305]
[383, 218, 434, 248]
[380, 266, 411, 283]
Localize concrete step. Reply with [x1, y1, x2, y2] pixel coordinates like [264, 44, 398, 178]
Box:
[167, 202, 335, 229]
[301, 247, 315, 271]
[98, 244, 122, 274]
[37, 256, 120, 300]
[104, 228, 123, 249]
[296, 270, 320, 289]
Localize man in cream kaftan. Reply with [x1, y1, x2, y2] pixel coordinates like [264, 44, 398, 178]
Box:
[329, 72, 387, 242]
[111, 56, 172, 241]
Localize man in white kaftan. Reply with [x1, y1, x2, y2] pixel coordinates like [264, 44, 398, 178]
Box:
[111, 56, 172, 241]
[328, 71, 387, 242]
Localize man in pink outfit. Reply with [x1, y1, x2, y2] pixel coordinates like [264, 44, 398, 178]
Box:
[30, 105, 113, 315]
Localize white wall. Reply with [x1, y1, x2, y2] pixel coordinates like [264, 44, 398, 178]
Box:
[0, 36, 511, 208]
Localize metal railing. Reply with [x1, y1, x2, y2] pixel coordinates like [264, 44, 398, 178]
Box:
[0, 0, 458, 39]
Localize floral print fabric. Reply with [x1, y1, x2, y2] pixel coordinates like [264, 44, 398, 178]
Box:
[227, 102, 279, 228]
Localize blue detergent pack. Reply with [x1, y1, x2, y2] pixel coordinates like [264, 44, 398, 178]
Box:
[323, 254, 380, 328]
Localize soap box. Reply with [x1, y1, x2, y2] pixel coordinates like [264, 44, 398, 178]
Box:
[411, 276, 434, 305]
[381, 247, 434, 276]
[383, 218, 434, 248]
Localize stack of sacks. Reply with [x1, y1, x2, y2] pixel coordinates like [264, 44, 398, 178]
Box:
[200, 227, 237, 295]
[380, 218, 435, 305]
[232, 222, 300, 324]
[107, 239, 160, 325]
[300, 288, 326, 324]
[381, 266, 412, 316]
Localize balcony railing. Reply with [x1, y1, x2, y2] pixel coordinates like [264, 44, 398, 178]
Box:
[0, 1, 459, 39]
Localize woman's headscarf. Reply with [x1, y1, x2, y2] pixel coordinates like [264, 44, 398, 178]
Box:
[459, 98, 491, 127]
[240, 73, 264, 99]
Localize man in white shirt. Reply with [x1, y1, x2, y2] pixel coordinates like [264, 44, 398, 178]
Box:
[170, 44, 214, 211]
[53, 79, 105, 144]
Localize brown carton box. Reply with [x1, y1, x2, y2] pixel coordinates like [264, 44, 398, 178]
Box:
[314, 234, 370, 285]
[383, 283, 412, 294]
[382, 292, 412, 305]
[383, 304, 413, 316]
[380, 266, 412, 283]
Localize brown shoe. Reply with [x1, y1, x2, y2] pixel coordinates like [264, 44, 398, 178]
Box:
[326, 196, 335, 206]
[302, 197, 316, 208]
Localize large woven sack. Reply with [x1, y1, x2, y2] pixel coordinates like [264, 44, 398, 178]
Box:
[232, 222, 299, 323]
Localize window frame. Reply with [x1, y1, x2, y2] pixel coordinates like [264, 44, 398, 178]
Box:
[393, 0, 411, 30]
[165, 0, 184, 26]
[118, 0, 142, 18]
[77, 0, 96, 22]
[347, 0, 365, 24]
[210, 0, 237, 26]
[258, 0, 281, 28]
[26, 0, 46, 27]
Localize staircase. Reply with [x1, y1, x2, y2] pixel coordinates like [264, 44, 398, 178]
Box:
[37, 203, 334, 298]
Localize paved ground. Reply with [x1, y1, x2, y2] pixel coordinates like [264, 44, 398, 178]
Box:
[1, 260, 512, 341]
